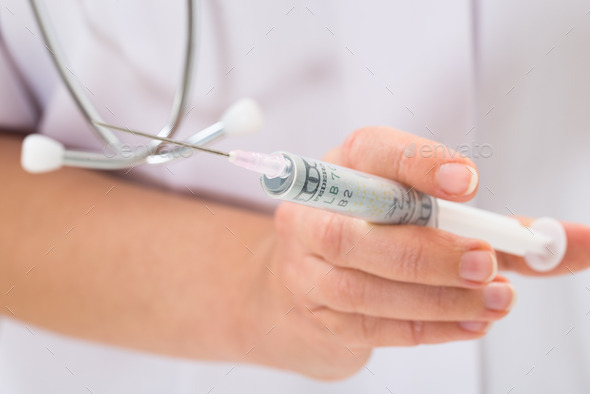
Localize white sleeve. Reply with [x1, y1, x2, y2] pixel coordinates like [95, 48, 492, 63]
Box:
[0, 37, 38, 132]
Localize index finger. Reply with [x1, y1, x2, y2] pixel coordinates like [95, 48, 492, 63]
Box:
[325, 127, 479, 202]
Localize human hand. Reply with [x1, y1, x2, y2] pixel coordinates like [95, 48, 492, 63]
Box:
[246, 127, 515, 379]
[497, 219, 590, 276]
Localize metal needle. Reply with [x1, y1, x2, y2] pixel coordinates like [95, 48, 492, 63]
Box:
[93, 121, 230, 157]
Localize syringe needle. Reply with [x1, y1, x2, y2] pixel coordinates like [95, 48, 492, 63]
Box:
[94, 121, 230, 157]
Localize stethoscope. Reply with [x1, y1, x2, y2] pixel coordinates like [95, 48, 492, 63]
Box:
[21, 0, 263, 173]
[18, 0, 568, 273]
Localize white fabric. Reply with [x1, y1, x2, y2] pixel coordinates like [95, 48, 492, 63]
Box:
[0, 0, 588, 393]
[476, 1, 590, 392]
[0, 39, 36, 131]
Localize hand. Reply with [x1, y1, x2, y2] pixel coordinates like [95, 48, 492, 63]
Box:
[246, 127, 516, 379]
[497, 219, 590, 276]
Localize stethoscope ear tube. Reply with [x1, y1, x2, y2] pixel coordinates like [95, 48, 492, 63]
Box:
[27, 0, 198, 159]
[21, 122, 225, 172]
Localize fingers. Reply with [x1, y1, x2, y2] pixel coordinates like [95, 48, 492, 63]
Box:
[325, 127, 479, 202]
[498, 221, 590, 276]
[303, 256, 515, 322]
[312, 308, 491, 348]
[285, 205, 497, 288]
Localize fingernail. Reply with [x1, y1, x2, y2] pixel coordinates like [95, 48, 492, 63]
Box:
[459, 321, 491, 333]
[484, 283, 516, 311]
[436, 164, 478, 196]
[459, 250, 497, 283]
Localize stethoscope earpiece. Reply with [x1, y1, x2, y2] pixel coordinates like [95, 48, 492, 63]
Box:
[20, 97, 265, 174]
[220, 98, 264, 136]
[21, 134, 65, 174]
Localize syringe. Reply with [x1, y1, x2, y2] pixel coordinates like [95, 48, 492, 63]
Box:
[229, 150, 567, 272]
[62, 122, 564, 272]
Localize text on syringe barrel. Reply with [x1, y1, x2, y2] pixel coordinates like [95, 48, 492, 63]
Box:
[261, 152, 438, 225]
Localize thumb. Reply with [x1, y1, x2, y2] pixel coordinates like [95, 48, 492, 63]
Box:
[326, 127, 479, 203]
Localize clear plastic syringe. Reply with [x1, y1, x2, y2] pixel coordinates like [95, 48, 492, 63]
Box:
[229, 150, 567, 272]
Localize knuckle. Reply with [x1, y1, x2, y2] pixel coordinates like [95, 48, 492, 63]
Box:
[396, 145, 417, 181]
[407, 320, 426, 346]
[434, 228, 463, 246]
[326, 269, 366, 312]
[311, 212, 346, 262]
[286, 253, 327, 293]
[332, 313, 378, 346]
[340, 128, 372, 170]
[342, 127, 413, 183]
[395, 233, 427, 282]
[428, 285, 454, 315]
[357, 314, 378, 345]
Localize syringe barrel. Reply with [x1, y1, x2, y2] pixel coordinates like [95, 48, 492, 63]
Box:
[259, 151, 566, 271]
[261, 152, 437, 226]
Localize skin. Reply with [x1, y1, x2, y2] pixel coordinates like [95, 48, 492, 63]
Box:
[1, 127, 589, 380]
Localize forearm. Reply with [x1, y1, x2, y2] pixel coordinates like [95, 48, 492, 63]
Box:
[0, 133, 275, 360]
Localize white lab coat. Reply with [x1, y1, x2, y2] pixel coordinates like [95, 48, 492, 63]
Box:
[0, 1, 588, 393]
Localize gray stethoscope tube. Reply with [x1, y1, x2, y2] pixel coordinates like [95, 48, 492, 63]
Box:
[21, 1, 569, 274]
[24, 0, 258, 171]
